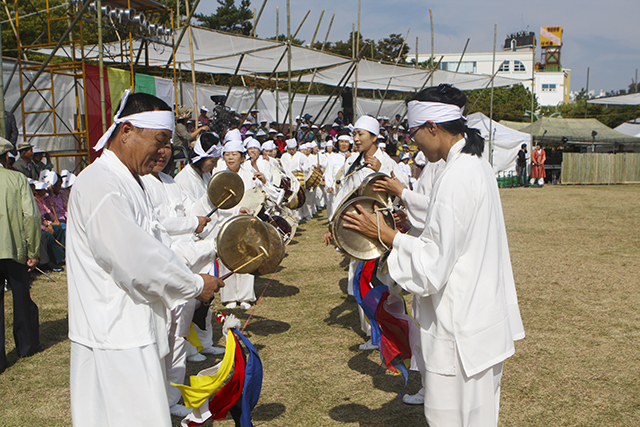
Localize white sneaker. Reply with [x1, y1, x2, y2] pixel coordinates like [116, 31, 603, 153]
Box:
[225, 302, 237, 309]
[187, 353, 207, 362]
[170, 404, 192, 417]
[200, 346, 225, 355]
[240, 302, 251, 310]
[358, 339, 378, 351]
[402, 387, 425, 405]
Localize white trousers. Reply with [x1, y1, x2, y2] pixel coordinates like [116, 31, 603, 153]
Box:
[70, 342, 171, 427]
[165, 334, 187, 407]
[424, 353, 503, 427]
[218, 262, 255, 304]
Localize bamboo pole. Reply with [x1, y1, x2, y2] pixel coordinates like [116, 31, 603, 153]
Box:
[286, 0, 292, 135]
[354, 0, 361, 120]
[415, 37, 418, 67]
[489, 23, 496, 166]
[376, 28, 410, 117]
[97, 0, 106, 133]
[162, 0, 201, 72]
[185, 0, 198, 116]
[455, 38, 470, 73]
[429, 8, 434, 84]
[253, 0, 268, 37]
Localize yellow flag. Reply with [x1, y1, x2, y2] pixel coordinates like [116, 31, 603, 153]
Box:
[186, 323, 204, 353]
[173, 332, 237, 409]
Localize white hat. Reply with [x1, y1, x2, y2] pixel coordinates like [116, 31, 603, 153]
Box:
[300, 123, 308, 128]
[245, 137, 261, 150]
[34, 181, 50, 191]
[242, 121, 252, 127]
[354, 115, 380, 136]
[60, 169, 70, 177]
[200, 106, 209, 112]
[260, 118, 268, 123]
[222, 139, 246, 153]
[224, 129, 243, 145]
[285, 138, 298, 149]
[62, 172, 77, 189]
[295, 115, 301, 120]
[268, 128, 277, 133]
[311, 124, 318, 129]
[276, 132, 284, 138]
[325, 140, 335, 148]
[378, 142, 387, 149]
[401, 152, 411, 161]
[32, 146, 46, 154]
[256, 129, 267, 137]
[337, 135, 352, 142]
[332, 122, 340, 128]
[262, 140, 276, 151]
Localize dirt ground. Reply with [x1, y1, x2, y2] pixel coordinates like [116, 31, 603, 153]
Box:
[1, 184, 639, 426]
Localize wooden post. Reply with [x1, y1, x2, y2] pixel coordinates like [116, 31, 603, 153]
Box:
[185, 0, 198, 116]
[97, 0, 106, 133]
[354, 0, 361, 120]
[429, 8, 434, 84]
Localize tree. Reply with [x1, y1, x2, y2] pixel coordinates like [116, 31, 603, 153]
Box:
[269, 35, 305, 46]
[195, 0, 253, 36]
[465, 84, 538, 122]
[375, 34, 410, 62]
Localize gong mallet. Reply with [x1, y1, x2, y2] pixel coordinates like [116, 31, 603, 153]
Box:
[219, 246, 269, 281]
[206, 188, 237, 217]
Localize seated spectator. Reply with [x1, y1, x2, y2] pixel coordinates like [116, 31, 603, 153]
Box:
[32, 181, 65, 271]
[32, 146, 53, 179]
[13, 142, 37, 179]
[43, 171, 67, 225]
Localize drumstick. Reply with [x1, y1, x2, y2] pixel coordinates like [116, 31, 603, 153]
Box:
[218, 247, 268, 280]
[206, 189, 236, 217]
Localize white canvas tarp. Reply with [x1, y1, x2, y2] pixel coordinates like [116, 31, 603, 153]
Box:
[298, 59, 529, 92]
[587, 93, 640, 105]
[40, 26, 351, 75]
[614, 120, 640, 138]
[466, 112, 531, 174]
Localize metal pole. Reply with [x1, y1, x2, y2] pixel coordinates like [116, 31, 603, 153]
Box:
[162, 0, 201, 71]
[10, 0, 92, 114]
[489, 23, 496, 167]
[97, 0, 106, 133]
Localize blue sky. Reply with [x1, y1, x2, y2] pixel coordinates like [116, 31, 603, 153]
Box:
[197, 0, 640, 95]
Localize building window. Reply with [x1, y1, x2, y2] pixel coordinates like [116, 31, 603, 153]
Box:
[498, 61, 510, 72]
[542, 83, 557, 92]
[513, 60, 526, 72]
[438, 61, 476, 74]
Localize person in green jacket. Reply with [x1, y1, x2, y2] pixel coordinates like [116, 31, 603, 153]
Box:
[0, 138, 42, 373]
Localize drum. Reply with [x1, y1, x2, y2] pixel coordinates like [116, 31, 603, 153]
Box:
[239, 187, 266, 216]
[305, 167, 323, 189]
[333, 196, 395, 261]
[279, 175, 295, 205]
[292, 170, 306, 190]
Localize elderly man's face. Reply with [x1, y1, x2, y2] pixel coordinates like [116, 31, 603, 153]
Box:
[124, 125, 172, 176]
[21, 147, 34, 162]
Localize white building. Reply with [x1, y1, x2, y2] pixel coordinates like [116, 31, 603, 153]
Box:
[417, 42, 571, 107]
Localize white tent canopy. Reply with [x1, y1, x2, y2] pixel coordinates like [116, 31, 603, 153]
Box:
[40, 26, 351, 75]
[38, 26, 527, 92]
[614, 120, 640, 138]
[587, 92, 640, 105]
[466, 112, 531, 174]
[298, 58, 529, 92]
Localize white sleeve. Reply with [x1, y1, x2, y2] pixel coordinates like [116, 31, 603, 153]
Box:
[401, 188, 430, 231]
[85, 192, 203, 310]
[387, 200, 466, 297]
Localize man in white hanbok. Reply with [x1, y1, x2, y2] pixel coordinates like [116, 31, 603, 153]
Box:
[342, 85, 524, 427]
[67, 92, 223, 427]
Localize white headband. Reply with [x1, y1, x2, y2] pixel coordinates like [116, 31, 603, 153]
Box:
[407, 100, 464, 129]
[94, 89, 175, 151]
[192, 134, 221, 163]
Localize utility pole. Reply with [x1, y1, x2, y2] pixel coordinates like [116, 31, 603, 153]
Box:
[585, 67, 590, 118]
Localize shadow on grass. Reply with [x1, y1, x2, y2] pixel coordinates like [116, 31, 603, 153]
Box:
[253, 402, 286, 421]
[328, 399, 424, 426]
[2, 316, 69, 371]
[324, 293, 362, 336]
[254, 278, 300, 298]
[244, 318, 291, 336]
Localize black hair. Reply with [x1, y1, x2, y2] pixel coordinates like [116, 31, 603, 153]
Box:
[190, 132, 220, 171]
[406, 84, 484, 157]
[110, 92, 172, 142]
[521, 143, 527, 149]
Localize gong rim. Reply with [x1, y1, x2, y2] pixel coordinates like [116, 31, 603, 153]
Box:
[256, 222, 285, 275]
[359, 172, 392, 207]
[207, 170, 245, 210]
[334, 196, 395, 261]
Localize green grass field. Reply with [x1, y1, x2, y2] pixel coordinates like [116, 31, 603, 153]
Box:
[2, 184, 640, 426]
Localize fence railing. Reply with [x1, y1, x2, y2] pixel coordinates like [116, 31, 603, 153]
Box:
[561, 153, 640, 184]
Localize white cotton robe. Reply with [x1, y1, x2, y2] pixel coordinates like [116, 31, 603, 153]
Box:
[386, 140, 525, 426]
[67, 149, 204, 427]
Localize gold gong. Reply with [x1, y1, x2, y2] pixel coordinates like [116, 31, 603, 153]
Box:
[333, 196, 395, 261]
[256, 222, 285, 275]
[207, 170, 245, 210]
[359, 172, 392, 207]
[217, 216, 270, 274]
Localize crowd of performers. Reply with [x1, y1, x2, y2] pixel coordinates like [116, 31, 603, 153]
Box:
[1, 82, 526, 427]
